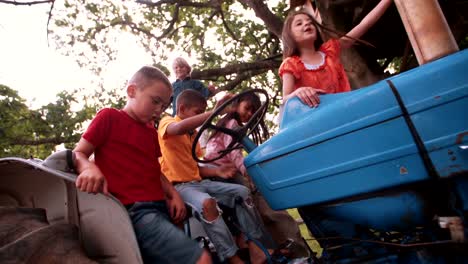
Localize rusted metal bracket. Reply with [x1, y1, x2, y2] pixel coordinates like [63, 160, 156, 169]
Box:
[438, 216, 465, 242]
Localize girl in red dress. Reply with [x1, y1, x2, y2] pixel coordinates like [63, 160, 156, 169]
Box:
[280, 0, 393, 107]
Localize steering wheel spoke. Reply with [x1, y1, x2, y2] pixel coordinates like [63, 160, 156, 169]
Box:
[217, 144, 243, 156]
[210, 124, 240, 139]
[192, 89, 269, 163]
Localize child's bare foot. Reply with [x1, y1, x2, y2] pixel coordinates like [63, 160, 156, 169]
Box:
[248, 241, 269, 264]
[227, 254, 244, 264]
[248, 242, 292, 264]
[196, 250, 212, 264]
[273, 238, 295, 257]
[236, 234, 248, 249]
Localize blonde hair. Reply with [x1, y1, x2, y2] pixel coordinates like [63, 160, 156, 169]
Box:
[172, 57, 192, 74]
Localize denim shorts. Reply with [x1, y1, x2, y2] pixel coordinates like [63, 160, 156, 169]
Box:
[175, 179, 271, 260]
[127, 201, 202, 264]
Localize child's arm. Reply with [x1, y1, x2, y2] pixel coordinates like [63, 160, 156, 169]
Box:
[340, 0, 393, 48]
[165, 111, 214, 136]
[160, 174, 186, 223]
[199, 163, 237, 179]
[303, 0, 321, 22]
[165, 94, 233, 136]
[74, 138, 109, 195]
[282, 72, 326, 107]
[208, 83, 220, 97]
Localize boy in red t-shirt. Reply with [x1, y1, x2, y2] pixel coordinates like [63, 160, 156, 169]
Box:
[73, 66, 211, 264]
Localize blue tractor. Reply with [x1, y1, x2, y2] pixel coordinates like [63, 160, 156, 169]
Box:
[0, 1, 465, 263]
[193, 1, 468, 262]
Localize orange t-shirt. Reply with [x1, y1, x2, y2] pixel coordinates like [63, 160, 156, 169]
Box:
[279, 39, 351, 94]
[158, 115, 203, 183]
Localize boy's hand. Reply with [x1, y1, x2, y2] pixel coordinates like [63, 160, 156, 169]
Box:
[166, 191, 186, 224]
[214, 93, 236, 115]
[214, 93, 234, 110]
[208, 83, 217, 95]
[75, 164, 109, 195]
[216, 163, 237, 179]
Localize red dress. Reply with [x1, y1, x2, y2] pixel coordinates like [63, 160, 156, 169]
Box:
[279, 39, 351, 94]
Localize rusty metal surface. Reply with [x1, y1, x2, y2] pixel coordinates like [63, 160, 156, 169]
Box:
[0, 158, 77, 183]
[394, 0, 459, 64]
[0, 207, 97, 264]
[455, 132, 468, 145]
[439, 216, 465, 242]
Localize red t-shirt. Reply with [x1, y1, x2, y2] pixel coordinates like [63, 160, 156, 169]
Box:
[83, 108, 165, 205]
[279, 39, 351, 94]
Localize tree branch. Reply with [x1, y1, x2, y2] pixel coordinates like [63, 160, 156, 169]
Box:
[0, 0, 53, 5]
[237, 0, 283, 38]
[136, 0, 217, 9]
[10, 136, 79, 146]
[221, 68, 269, 91]
[46, 0, 55, 46]
[138, 0, 283, 39]
[192, 59, 281, 79]
[154, 3, 181, 40]
[90, 2, 184, 41]
[218, 9, 239, 41]
[91, 18, 175, 41]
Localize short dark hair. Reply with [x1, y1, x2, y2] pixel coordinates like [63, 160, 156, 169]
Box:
[130, 66, 172, 90]
[176, 90, 207, 110]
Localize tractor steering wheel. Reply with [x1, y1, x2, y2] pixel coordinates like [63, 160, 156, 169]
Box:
[192, 89, 269, 163]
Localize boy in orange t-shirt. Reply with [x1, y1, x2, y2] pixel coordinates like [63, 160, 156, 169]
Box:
[158, 90, 273, 264]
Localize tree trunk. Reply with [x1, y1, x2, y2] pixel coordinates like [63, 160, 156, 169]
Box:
[316, 0, 380, 90]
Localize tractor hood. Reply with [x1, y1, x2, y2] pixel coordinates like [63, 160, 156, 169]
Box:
[245, 81, 401, 167]
[244, 50, 468, 210]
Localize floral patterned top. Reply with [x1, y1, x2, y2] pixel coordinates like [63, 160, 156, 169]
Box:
[204, 119, 247, 176]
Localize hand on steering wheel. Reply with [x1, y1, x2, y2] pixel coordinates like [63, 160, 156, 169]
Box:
[192, 89, 269, 163]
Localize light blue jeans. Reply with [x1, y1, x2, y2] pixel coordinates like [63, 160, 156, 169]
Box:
[175, 179, 266, 261]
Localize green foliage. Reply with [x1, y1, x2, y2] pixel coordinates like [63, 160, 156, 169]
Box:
[48, 1, 285, 104]
[0, 85, 44, 158]
[42, 0, 468, 139]
[459, 34, 468, 50]
[48, 1, 287, 135]
[0, 84, 120, 159]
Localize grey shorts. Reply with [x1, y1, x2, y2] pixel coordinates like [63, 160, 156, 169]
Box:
[175, 179, 269, 260]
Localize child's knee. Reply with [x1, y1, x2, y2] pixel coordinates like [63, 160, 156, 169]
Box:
[243, 196, 254, 208]
[234, 192, 254, 209]
[202, 198, 220, 222]
[236, 185, 251, 199]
